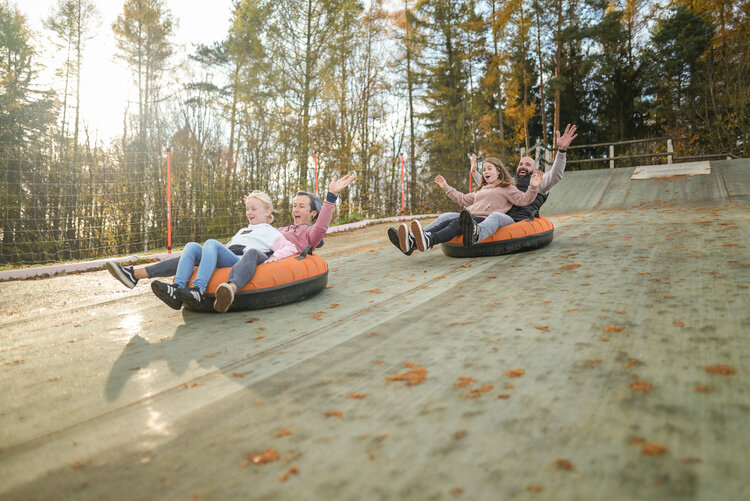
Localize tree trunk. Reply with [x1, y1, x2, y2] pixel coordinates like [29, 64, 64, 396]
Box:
[535, 9, 548, 147]
[491, 0, 505, 160]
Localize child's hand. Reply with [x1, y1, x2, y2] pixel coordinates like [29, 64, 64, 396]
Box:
[469, 154, 478, 177]
[435, 175, 448, 189]
[266, 256, 279, 263]
[530, 170, 543, 187]
[329, 173, 354, 194]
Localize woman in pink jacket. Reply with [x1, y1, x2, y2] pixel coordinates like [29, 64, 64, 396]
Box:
[397, 157, 542, 252]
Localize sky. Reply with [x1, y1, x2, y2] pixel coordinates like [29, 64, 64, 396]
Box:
[19, 0, 234, 143]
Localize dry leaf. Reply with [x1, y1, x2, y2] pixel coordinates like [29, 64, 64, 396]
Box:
[278, 466, 299, 483]
[705, 365, 736, 375]
[454, 377, 476, 388]
[630, 381, 652, 393]
[462, 384, 494, 398]
[242, 449, 280, 467]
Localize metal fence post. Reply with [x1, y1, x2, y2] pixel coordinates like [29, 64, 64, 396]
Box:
[667, 139, 673, 164]
[609, 145, 615, 169]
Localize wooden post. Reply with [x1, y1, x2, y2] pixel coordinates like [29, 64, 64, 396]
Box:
[667, 139, 673, 164]
[609, 145, 615, 169]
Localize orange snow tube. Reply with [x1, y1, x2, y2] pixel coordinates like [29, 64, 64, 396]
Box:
[183, 249, 328, 312]
[441, 217, 554, 258]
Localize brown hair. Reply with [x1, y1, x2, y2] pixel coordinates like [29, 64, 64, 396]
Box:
[478, 156, 513, 189]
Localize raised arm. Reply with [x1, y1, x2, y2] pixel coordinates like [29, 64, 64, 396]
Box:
[305, 173, 355, 248]
[470, 154, 481, 186]
[436, 175, 476, 207]
[507, 171, 542, 206]
[540, 124, 577, 194]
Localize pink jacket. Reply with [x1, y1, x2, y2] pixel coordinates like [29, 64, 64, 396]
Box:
[277, 192, 337, 252]
[443, 182, 539, 217]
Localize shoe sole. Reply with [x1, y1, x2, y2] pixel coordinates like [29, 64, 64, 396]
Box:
[106, 261, 136, 289]
[151, 282, 182, 310]
[397, 223, 411, 254]
[214, 284, 235, 313]
[410, 220, 427, 251]
[460, 211, 476, 248]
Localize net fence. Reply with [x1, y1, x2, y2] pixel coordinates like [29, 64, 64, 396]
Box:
[0, 149, 477, 267]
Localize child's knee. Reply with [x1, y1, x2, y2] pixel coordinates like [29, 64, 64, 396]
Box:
[184, 241, 202, 254]
[203, 239, 222, 249]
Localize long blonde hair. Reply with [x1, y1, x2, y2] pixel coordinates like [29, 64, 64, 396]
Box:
[243, 190, 275, 223]
[478, 156, 513, 189]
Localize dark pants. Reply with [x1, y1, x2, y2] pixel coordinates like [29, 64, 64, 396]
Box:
[426, 215, 485, 245]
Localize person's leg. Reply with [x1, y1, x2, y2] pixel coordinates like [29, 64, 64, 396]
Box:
[413, 218, 462, 250]
[174, 242, 203, 289]
[423, 212, 459, 233]
[476, 212, 514, 242]
[213, 247, 262, 313]
[191, 239, 240, 293]
[144, 257, 180, 278]
[227, 249, 268, 289]
[428, 218, 463, 245]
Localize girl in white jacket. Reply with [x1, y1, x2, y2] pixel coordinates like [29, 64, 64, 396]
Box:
[153, 191, 297, 312]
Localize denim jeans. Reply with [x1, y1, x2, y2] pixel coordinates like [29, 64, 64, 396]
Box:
[174, 240, 241, 292]
[476, 212, 515, 241]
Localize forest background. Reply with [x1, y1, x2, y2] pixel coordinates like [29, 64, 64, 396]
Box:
[1, 0, 747, 266]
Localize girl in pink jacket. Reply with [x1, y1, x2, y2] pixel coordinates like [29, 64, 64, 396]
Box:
[398, 157, 542, 252]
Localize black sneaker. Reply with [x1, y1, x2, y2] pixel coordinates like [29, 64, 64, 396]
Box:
[410, 220, 431, 251]
[106, 261, 138, 289]
[460, 209, 479, 247]
[213, 283, 235, 313]
[176, 286, 205, 309]
[151, 281, 182, 310]
[397, 223, 417, 255]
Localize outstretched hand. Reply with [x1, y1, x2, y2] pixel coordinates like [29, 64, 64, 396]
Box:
[329, 173, 354, 194]
[435, 175, 448, 189]
[556, 124, 578, 150]
[469, 154, 478, 176]
[530, 170, 543, 187]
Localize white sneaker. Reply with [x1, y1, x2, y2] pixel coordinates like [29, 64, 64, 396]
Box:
[214, 283, 235, 313]
[410, 220, 429, 251]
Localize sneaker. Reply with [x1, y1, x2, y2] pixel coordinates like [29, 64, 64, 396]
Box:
[410, 220, 430, 251]
[151, 280, 182, 310]
[460, 209, 479, 247]
[176, 286, 205, 309]
[106, 261, 138, 289]
[214, 283, 235, 313]
[397, 223, 416, 255]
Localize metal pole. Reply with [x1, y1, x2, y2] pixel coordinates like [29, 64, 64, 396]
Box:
[166, 149, 172, 253]
[401, 154, 405, 216]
